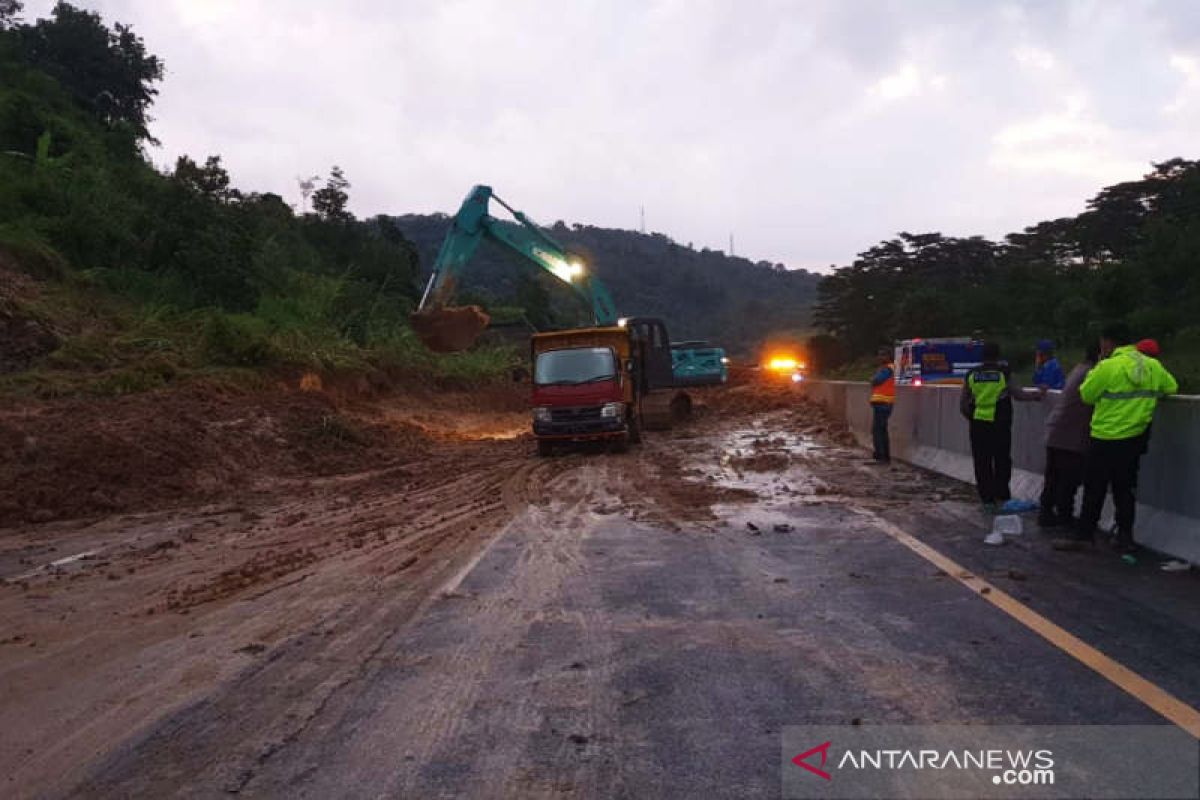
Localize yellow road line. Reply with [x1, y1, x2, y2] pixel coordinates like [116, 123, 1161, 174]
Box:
[853, 507, 1200, 739]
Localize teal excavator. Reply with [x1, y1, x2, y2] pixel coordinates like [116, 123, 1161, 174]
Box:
[412, 185, 618, 352]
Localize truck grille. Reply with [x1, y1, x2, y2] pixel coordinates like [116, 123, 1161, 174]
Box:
[550, 406, 602, 423]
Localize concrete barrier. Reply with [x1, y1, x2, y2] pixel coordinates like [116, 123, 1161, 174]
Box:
[805, 379, 1200, 564]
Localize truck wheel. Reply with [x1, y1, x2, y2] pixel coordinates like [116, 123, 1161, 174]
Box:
[670, 392, 693, 422]
[627, 413, 642, 444]
[537, 439, 554, 457]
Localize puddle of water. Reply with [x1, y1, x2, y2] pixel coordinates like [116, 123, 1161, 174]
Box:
[682, 413, 872, 534]
[689, 417, 829, 499]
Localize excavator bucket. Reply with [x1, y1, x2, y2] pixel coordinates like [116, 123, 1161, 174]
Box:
[410, 305, 491, 353]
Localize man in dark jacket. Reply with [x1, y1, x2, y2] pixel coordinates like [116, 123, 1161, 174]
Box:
[1038, 343, 1098, 528]
[960, 341, 1043, 512]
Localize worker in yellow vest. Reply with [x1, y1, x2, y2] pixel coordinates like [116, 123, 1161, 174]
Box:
[1055, 323, 1177, 553]
[868, 349, 896, 464]
[960, 341, 1044, 512]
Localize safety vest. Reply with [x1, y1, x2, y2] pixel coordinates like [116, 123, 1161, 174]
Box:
[870, 364, 896, 404]
[967, 369, 1007, 422]
[1079, 345, 1178, 440]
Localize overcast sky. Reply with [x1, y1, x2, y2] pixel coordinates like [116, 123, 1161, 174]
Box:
[23, 0, 1200, 270]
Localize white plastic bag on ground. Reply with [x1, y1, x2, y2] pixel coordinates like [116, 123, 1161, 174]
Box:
[985, 515, 1021, 545]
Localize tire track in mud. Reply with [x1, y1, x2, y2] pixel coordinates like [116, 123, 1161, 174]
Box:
[16, 448, 554, 799]
[220, 455, 566, 798]
[236, 459, 622, 799]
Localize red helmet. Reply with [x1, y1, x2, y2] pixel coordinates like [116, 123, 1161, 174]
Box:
[1135, 338, 1160, 356]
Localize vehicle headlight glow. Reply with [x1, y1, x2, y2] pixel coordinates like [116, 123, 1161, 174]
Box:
[791, 372, 804, 383]
[720, 357, 730, 365]
[533, 406, 552, 423]
[768, 356, 798, 371]
[600, 402, 623, 418]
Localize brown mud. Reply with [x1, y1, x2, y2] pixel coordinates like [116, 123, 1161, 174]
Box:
[0, 374, 961, 797]
[410, 305, 491, 352]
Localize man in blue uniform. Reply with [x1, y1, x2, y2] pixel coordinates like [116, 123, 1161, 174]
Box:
[1032, 339, 1066, 390]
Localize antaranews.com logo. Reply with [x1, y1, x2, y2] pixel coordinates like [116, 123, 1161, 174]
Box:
[781, 725, 1198, 799]
[793, 739, 1055, 786]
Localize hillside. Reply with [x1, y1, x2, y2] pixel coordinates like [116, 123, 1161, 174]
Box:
[0, 4, 516, 398]
[395, 214, 821, 356]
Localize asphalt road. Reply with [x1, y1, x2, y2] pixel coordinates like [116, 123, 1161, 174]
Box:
[63, 413, 1200, 798]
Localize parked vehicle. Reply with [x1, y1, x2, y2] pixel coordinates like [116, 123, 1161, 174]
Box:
[893, 337, 984, 386]
[670, 340, 728, 386]
[531, 318, 691, 455]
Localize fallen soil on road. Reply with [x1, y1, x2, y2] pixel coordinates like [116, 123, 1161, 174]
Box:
[1, 375, 967, 797]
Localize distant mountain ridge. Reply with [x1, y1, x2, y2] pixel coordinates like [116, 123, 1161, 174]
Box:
[393, 214, 820, 355]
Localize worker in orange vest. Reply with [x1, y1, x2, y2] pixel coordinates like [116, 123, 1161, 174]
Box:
[869, 348, 896, 464]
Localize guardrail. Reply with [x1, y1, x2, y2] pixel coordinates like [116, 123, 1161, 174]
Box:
[804, 380, 1200, 564]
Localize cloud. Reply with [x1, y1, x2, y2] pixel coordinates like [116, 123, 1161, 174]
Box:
[1012, 46, 1056, 71]
[18, 0, 1200, 269]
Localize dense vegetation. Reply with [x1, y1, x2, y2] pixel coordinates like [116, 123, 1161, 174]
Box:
[0, 1, 820, 398]
[395, 214, 821, 355]
[815, 160, 1200, 388]
[0, 2, 508, 395]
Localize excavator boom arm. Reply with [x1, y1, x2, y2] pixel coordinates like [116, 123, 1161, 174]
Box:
[418, 185, 618, 326]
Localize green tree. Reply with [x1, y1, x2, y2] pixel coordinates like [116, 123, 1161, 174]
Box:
[173, 155, 238, 203]
[16, 2, 163, 141]
[312, 165, 351, 222]
[0, 1, 23, 29]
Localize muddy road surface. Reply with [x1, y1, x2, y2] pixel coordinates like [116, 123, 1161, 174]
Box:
[5, 389, 1200, 798]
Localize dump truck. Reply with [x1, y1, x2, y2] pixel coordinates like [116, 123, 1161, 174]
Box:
[531, 318, 691, 456]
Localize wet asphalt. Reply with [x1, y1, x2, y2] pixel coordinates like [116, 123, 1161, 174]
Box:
[71, 430, 1200, 799]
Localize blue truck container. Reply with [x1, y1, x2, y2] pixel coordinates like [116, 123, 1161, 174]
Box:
[671, 341, 728, 386]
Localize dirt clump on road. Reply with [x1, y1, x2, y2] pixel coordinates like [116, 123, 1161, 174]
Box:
[728, 451, 791, 472]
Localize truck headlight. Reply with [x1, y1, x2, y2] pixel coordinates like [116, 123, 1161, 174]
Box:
[533, 406, 552, 423]
[600, 402, 623, 418]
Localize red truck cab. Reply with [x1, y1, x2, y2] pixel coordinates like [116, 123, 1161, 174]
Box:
[530, 319, 683, 456]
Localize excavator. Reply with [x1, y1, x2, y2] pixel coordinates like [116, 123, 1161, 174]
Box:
[412, 185, 618, 352]
[411, 185, 696, 453]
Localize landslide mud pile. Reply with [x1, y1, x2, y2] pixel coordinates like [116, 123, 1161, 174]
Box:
[0, 385, 435, 527]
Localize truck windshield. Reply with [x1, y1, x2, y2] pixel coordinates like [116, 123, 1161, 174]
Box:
[534, 347, 617, 385]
